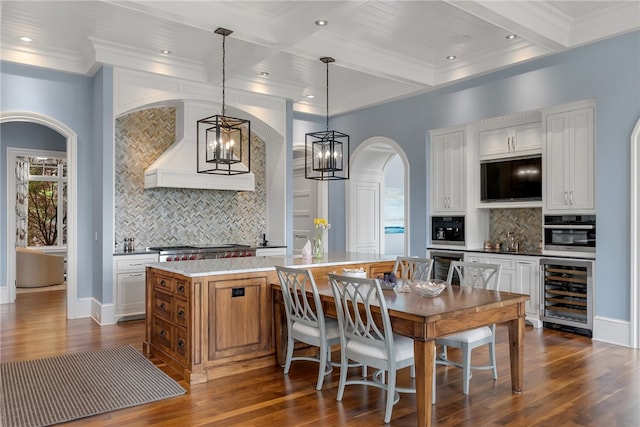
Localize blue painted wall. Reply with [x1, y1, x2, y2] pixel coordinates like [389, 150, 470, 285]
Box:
[322, 31, 640, 321]
[1, 61, 95, 299]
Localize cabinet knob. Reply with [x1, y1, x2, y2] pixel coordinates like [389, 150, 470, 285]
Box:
[160, 329, 166, 337]
[160, 280, 166, 286]
[178, 309, 185, 318]
[160, 302, 166, 310]
[178, 285, 185, 292]
[178, 340, 185, 348]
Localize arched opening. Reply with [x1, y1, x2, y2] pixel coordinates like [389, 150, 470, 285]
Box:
[346, 137, 409, 255]
[630, 117, 640, 348]
[1, 111, 78, 319]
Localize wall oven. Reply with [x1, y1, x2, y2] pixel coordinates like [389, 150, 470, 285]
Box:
[428, 250, 465, 284]
[540, 258, 593, 337]
[543, 215, 596, 253]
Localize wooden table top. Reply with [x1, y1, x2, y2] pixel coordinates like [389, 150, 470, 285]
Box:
[273, 278, 529, 340]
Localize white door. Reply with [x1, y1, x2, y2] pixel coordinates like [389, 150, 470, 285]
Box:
[349, 180, 381, 254]
[292, 168, 317, 254]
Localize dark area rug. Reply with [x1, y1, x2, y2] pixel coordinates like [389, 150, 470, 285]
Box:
[0, 345, 185, 427]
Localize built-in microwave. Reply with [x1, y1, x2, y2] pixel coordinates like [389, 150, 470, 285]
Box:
[431, 216, 465, 246]
[543, 215, 596, 252]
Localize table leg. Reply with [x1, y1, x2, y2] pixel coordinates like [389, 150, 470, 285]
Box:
[507, 313, 525, 393]
[413, 339, 434, 427]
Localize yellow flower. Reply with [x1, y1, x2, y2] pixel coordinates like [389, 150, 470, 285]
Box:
[314, 217, 330, 232]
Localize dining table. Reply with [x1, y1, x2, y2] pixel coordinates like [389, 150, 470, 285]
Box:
[272, 278, 529, 427]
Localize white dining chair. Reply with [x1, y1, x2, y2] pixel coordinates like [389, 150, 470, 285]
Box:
[393, 256, 434, 282]
[329, 273, 415, 423]
[392, 256, 433, 379]
[276, 266, 340, 390]
[436, 261, 502, 395]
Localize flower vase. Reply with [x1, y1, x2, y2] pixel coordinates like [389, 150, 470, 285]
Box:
[313, 233, 324, 258]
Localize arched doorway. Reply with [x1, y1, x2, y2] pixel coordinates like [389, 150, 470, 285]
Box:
[346, 137, 409, 255]
[631, 117, 640, 348]
[1, 111, 78, 319]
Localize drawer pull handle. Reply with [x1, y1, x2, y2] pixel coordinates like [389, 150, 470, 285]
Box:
[178, 285, 185, 292]
[160, 280, 166, 286]
[178, 310, 185, 318]
[160, 330, 166, 337]
[160, 302, 166, 310]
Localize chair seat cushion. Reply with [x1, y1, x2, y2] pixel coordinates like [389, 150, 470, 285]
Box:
[292, 318, 340, 340]
[347, 333, 414, 362]
[439, 326, 492, 343]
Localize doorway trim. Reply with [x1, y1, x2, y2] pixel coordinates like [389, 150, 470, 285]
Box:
[346, 136, 410, 255]
[2, 111, 78, 319]
[631, 116, 640, 349]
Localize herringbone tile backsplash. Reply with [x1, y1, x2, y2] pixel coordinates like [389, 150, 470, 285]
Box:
[489, 208, 542, 252]
[114, 106, 266, 249]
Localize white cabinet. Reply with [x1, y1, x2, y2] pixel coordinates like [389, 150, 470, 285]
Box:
[464, 253, 516, 293]
[479, 122, 542, 159]
[464, 252, 541, 328]
[255, 247, 286, 256]
[514, 258, 541, 328]
[543, 103, 595, 212]
[431, 129, 465, 214]
[114, 253, 158, 321]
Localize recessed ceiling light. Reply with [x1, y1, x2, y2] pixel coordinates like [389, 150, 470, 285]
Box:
[506, 34, 517, 40]
[160, 49, 171, 55]
[446, 55, 456, 60]
[315, 19, 328, 26]
[305, 94, 314, 99]
[19, 36, 32, 42]
[260, 71, 269, 77]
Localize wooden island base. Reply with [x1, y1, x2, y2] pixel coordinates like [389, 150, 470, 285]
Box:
[144, 259, 395, 384]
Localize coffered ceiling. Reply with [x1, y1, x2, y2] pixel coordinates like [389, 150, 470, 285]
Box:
[2, 1, 638, 115]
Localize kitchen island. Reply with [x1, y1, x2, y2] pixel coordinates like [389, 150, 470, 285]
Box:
[144, 253, 396, 384]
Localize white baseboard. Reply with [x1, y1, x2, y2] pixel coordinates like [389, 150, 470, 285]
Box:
[592, 316, 632, 348]
[86, 297, 115, 325]
[0, 286, 7, 304]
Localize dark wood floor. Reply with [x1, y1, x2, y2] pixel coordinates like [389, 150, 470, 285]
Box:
[2, 289, 639, 426]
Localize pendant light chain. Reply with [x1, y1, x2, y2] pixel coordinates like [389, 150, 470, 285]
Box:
[222, 32, 226, 116]
[325, 59, 329, 131]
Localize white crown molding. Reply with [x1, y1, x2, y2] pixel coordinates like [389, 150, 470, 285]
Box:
[0, 44, 88, 75]
[570, 2, 640, 47]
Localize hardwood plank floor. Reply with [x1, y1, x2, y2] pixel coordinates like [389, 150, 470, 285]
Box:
[2, 290, 639, 426]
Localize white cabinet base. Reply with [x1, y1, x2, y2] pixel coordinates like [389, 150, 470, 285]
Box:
[113, 253, 158, 322]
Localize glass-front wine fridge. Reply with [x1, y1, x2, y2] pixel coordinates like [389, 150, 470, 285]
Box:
[540, 258, 593, 337]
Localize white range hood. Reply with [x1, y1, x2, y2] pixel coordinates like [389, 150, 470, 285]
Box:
[144, 101, 255, 191]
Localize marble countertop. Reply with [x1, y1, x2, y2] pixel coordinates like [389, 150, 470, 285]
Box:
[146, 252, 396, 278]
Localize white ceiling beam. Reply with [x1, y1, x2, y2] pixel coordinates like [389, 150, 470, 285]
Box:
[289, 32, 436, 88]
[446, 0, 570, 51]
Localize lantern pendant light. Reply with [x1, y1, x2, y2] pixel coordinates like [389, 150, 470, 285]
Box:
[197, 27, 251, 175]
[305, 57, 349, 180]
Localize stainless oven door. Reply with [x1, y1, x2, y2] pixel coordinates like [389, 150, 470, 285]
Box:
[543, 224, 596, 252]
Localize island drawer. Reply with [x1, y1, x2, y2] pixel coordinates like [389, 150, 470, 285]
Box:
[175, 278, 189, 299]
[153, 274, 176, 293]
[174, 298, 189, 328]
[153, 290, 174, 321]
[174, 326, 190, 362]
[152, 316, 174, 352]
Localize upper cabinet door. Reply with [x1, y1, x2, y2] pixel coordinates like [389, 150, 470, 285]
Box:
[543, 103, 595, 213]
[479, 122, 541, 160]
[431, 130, 465, 215]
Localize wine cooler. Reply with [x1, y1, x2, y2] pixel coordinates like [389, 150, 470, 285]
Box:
[540, 258, 593, 337]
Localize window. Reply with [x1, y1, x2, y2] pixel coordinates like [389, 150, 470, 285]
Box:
[23, 156, 67, 247]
